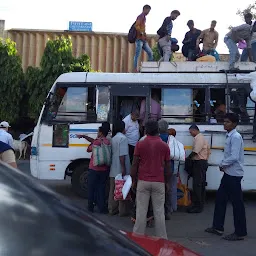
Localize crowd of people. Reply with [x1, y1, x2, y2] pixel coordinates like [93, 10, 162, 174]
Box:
[132, 5, 256, 71]
[79, 109, 247, 242]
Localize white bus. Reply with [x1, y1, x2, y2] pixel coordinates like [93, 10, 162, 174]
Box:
[30, 62, 256, 197]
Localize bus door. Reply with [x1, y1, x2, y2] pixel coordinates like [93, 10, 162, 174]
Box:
[109, 85, 150, 122]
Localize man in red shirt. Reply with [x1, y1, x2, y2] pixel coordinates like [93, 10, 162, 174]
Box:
[131, 120, 172, 239]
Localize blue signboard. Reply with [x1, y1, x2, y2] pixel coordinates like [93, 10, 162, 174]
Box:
[68, 21, 92, 32]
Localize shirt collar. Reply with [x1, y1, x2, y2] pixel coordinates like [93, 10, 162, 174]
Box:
[227, 129, 237, 137]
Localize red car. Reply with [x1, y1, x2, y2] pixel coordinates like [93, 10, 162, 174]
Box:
[0, 162, 199, 256]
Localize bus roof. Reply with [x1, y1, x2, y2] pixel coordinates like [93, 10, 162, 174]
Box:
[140, 61, 256, 73]
[55, 71, 251, 85]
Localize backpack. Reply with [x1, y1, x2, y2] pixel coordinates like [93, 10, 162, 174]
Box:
[128, 22, 137, 43]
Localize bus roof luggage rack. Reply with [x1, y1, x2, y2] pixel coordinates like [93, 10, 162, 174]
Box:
[140, 61, 256, 73]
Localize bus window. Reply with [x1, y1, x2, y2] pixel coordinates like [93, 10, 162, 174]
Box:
[96, 86, 110, 121]
[46, 86, 96, 122]
[229, 87, 251, 123]
[52, 124, 69, 147]
[161, 88, 193, 123]
[210, 88, 226, 123]
[193, 89, 206, 122]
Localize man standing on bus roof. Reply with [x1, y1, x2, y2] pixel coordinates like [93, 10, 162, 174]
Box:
[187, 124, 210, 213]
[134, 5, 153, 72]
[206, 113, 247, 241]
[157, 10, 181, 62]
[123, 109, 140, 164]
[224, 13, 256, 70]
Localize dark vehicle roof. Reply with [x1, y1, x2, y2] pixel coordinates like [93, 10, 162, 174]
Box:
[0, 162, 151, 256]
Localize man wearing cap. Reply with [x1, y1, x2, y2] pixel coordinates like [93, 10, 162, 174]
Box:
[182, 20, 201, 61]
[0, 141, 17, 168]
[0, 121, 14, 149]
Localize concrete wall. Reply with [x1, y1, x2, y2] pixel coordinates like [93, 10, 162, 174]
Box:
[6, 28, 229, 72]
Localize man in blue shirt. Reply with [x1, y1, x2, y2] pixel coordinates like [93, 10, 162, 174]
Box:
[205, 113, 247, 241]
[157, 10, 180, 62]
[182, 20, 201, 61]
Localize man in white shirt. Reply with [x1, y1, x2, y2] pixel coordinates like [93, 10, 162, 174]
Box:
[123, 110, 140, 163]
[0, 121, 14, 149]
[108, 120, 131, 216]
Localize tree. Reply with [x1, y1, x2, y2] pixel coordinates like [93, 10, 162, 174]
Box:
[229, 2, 256, 29]
[25, 36, 92, 119]
[0, 38, 24, 123]
[237, 2, 256, 19]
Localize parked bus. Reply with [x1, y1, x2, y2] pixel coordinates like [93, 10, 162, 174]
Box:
[30, 62, 256, 197]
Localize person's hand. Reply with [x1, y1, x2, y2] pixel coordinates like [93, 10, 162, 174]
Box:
[122, 168, 126, 178]
[219, 166, 224, 172]
[76, 134, 84, 139]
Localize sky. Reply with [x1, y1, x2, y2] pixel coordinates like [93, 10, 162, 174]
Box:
[0, 0, 255, 54]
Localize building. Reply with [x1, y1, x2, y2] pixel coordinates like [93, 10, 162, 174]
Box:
[1, 20, 229, 73]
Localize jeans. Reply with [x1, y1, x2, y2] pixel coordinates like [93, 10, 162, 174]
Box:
[188, 49, 197, 61]
[158, 36, 172, 62]
[133, 180, 167, 239]
[192, 160, 208, 209]
[203, 49, 220, 61]
[241, 42, 256, 62]
[87, 169, 109, 212]
[212, 173, 247, 237]
[134, 39, 153, 70]
[224, 37, 240, 69]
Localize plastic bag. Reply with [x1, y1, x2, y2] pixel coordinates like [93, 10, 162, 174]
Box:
[167, 136, 185, 162]
[238, 40, 247, 49]
[114, 174, 132, 201]
[177, 175, 191, 207]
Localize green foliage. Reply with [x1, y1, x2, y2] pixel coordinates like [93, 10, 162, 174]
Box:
[0, 38, 24, 122]
[152, 44, 161, 61]
[230, 2, 256, 29]
[25, 36, 92, 118]
[152, 44, 174, 62]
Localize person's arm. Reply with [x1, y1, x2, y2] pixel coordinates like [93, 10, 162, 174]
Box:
[131, 144, 140, 182]
[119, 138, 129, 176]
[196, 30, 205, 47]
[213, 32, 219, 49]
[87, 139, 100, 153]
[77, 134, 94, 143]
[188, 136, 204, 159]
[182, 32, 191, 45]
[220, 136, 242, 167]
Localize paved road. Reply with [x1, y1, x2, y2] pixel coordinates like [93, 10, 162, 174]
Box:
[18, 160, 256, 256]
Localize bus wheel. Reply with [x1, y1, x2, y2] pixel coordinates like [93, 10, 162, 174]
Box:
[71, 163, 89, 198]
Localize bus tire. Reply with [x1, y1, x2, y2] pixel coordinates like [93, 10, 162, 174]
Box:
[71, 162, 89, 198]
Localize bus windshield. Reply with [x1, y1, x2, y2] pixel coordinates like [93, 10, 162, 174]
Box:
[42, 85, 110, 123]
